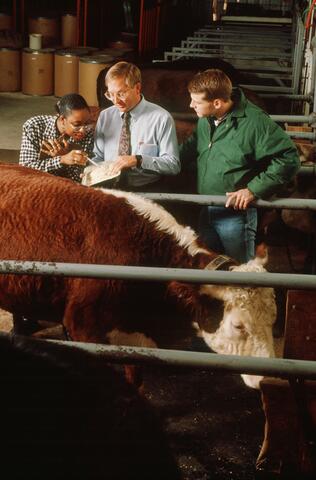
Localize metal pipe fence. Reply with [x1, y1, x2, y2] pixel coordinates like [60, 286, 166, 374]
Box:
[1, 185, 316, 382]
[1, 259, 316, 290]
[172, 111, 316, 125]
[4, 333, 316, 381]
[141, 193, 316, 211]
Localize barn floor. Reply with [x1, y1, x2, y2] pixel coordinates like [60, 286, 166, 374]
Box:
[0, 315, 265, 480]
[144, 366, 264, 480]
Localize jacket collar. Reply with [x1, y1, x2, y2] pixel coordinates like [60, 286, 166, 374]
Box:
[207, 88, 246, 126]
[230, 87, 247, 119]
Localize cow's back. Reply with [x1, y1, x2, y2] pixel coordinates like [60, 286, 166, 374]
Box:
[0, 165, 209, 341]
[0, 164, 129, 262]
[0, 165, 152, 319]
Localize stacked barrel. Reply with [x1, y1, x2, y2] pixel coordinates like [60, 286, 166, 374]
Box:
[0, 11, 136, 105]
[0, 10, 19, 92]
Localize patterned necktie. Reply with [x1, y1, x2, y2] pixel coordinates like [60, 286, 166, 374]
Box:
[118, 112, 131, 156]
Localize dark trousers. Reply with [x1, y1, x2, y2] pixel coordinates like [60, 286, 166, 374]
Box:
[117, 177, 170, 193]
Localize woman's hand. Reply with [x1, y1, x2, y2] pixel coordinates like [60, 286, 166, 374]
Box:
[60, 150, 88, 166]
[41, 137, 70, 157]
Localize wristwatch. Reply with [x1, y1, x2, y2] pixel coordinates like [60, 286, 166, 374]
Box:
[135, 154, 142, 168]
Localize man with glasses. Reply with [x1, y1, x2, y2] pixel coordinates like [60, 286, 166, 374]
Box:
[92, 61, 180, 191]
[19, 93, 94, 182]
[181, 69, 300, 263]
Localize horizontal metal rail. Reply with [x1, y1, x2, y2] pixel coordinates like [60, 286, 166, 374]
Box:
[196, 26, 292, 35]
[171, 112, 316, 124]
[142, 194, 316, 211]
[271, 113, 316, 123]
[194, 28, 291, 37]
[239, 65, 292, 72]
[5, 333, 316, 381]
[239, 85, 294, 93]
[0, 260, 316, 289]
[220, 15, 292, 24]
[259, 93, 312, 101]
[186, 33, 291, 42]
[182, 39, 290, 48]
[170, 47, 292, 60]
[298, 165, 316, 176]
[287, 131, 316, 140]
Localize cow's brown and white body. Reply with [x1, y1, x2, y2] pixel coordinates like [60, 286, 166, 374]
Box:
[0, 164, 276, 388]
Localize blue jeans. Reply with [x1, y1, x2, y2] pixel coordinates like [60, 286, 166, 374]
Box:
[198, 206, 257, 263]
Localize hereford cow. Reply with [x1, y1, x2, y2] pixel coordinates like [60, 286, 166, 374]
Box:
[0, 164, 276, 388]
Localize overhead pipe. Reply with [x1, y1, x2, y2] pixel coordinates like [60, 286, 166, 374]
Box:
[1, 260, 316, 290]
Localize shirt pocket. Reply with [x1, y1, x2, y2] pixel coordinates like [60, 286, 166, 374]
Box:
[138, 143, 158, 156]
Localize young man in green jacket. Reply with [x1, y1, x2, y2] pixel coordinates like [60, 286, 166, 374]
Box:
[180, 69, 300, 263]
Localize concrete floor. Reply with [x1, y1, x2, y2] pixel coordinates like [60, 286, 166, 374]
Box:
[0, 91, 57, 162]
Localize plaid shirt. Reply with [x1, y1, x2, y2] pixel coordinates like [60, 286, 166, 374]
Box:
[19, 115, 94, 183]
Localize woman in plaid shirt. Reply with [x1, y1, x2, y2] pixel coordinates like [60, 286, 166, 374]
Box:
[19, 93, 94, 183]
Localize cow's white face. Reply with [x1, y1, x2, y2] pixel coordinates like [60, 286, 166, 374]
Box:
[200, 258, 277, 389]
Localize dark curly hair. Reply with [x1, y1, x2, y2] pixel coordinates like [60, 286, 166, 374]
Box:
[55, 93, 90, 117]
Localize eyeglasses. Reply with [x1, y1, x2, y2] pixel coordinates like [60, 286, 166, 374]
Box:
[68, 122, 94, 132]
[104, 88, 132, 102]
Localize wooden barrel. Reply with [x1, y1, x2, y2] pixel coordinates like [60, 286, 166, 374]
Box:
[28, 16, 59, 47]
[54, 48, 90, 97]
[79, 55, 114, 106]
[74, 46, 99, 55]
[22, 48, 54, 95]
[0, 12, 12, 30]
[61, 14, 77, 48]
[0, 47, 20, 92]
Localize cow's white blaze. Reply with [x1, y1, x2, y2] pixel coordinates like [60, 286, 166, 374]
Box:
[200, 258, 277, 389]
[100, 189, 208, 256]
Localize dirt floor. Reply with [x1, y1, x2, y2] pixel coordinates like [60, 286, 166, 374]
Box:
[0, 312, 264, 480]
[144, 366, 264, 480]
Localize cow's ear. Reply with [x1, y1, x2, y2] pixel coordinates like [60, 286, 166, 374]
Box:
[199, 284, 229, 301]
[167, 281, 199, 308]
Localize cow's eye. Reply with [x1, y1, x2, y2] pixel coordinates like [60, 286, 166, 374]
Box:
[232, 322, 244, 330]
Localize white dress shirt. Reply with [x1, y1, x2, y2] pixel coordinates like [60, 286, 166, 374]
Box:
[92, 96, 180, 187]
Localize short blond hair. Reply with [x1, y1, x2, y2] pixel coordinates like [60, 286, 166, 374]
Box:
[188, 69, 232, 101]
[105, 61, 141, 88]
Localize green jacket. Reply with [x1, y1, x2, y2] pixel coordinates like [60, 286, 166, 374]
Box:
[180, 89, 300, 198]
